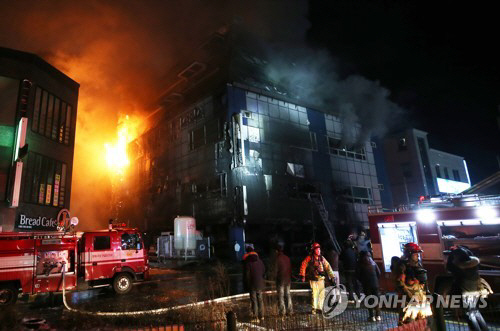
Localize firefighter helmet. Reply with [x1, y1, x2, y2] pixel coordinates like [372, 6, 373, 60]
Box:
[311, 242, 321, 250]
[403, 242, 423, 254]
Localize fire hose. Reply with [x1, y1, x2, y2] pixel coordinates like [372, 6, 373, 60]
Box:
[61, 265, 311, 316]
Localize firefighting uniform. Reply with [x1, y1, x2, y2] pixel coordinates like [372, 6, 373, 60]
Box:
[300, 255, 336, 311]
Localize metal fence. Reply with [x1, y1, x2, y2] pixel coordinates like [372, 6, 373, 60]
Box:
[118, 294, 500, 331]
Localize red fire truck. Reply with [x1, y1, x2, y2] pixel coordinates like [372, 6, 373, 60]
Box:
[368, 194, 500, 293]
[0, 224, 149, 305]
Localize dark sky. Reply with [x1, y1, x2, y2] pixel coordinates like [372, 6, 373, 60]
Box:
[307, 0, 500, 183]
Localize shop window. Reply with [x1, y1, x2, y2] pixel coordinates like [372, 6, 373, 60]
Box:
[23, 152, 67, 207]
[31, 86, 72, 145]
[94, 236, 111, 250]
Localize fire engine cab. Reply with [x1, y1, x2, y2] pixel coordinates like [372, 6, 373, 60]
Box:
[0, 224, 149, 305]
[368, 194, 500, 293]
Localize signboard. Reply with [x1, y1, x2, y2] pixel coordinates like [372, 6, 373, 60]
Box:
[16, 214, 58, 231]
[15, 208, 70, 231]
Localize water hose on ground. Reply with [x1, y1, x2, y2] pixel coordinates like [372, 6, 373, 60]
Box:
[61, 265, 311, 316]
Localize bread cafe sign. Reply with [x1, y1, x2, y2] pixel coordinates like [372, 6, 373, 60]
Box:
[16, 209, 70, 231]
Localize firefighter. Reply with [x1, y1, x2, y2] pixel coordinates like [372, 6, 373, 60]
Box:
[391, 242, 431, 324]
[300, 242, 336, 314]
[446, 246, 493, 331]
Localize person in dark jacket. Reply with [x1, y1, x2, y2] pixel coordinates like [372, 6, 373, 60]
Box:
[340, 238, 360, 302]
[357, 251, 381, 321]
[275, 243, 293, 316]
[324, 244, 340, 286]
[446, 246, 493, 331]
[244, 250, 266, 321]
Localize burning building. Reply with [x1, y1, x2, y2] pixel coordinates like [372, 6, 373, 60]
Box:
[0, 47, 79, 232]
[121, 28, 384, 256]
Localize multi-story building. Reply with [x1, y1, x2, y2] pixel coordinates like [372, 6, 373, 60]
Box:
[122, 29, 383, 256]
[382, 128, 471, 207]
[0, 47, 79, 232]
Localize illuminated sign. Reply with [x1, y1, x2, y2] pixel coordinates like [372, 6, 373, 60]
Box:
[437, 178, 471, 194]
[16, 214, 58, 231]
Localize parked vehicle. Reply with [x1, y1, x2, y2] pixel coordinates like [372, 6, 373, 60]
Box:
[0, 224, 149, 305]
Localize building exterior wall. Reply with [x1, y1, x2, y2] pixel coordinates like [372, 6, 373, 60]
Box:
[0, 48, 79, 232]
[429, 148, 471, 194]
[383, 129, 437, 207]
[124, 83, 382, 251]
[383, 128, 470, 207]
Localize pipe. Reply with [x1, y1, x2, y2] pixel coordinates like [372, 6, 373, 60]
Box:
[61, 265, 311, 316]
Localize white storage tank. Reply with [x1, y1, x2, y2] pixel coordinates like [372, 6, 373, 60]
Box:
[174, 216, 197, 250]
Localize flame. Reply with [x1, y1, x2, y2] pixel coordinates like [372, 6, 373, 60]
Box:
[105, 115, 142, 176]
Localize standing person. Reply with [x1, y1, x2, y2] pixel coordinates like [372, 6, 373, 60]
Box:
[446, 246, 492, 331]
[340, 238, 360, 303]
[299, 243, 336, 314]
[324, 243, 340, 287]
[244, 248, 266, 322]
[275, 243, 293, 316]
[357, 251, 381, 322]
[356, 231, 372, 255]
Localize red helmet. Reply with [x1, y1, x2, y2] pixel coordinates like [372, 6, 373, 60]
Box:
[404, 242, 423, 254]
[311, 242, 321, 250]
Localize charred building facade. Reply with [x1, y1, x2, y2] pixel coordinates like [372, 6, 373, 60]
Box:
[0, 47, 79, 232]
[122, 29, 383, 256]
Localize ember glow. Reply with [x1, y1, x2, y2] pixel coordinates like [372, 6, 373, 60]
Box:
[105, 115, 142, 177]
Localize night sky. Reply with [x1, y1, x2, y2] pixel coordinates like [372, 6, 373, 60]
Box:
[0, 0, 498, 187]
[307, 0, 500, 183]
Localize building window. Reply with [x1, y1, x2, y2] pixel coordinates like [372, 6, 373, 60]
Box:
[23, 152, 67, 207]
[94, 236, 111, 250]
[453, 169, 460, 181]
[444, 167, 449, 179]
[327, 136, 366, 160]
[189, 125, 206, 151]
[401, 162, 412, 178]
[31, 86, 72, 145]
[371, 141, 377, 148]
[378, 183, 384, 191]
[345, 186, 373, 204]
[286, 162, 305, 178]
[398, 137, 407, 151]
[435, 165, 441, 178]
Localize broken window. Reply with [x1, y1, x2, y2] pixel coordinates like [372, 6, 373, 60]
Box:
[189, 126, 206, 151]
[327, 136, 365, 160]
[286, 162, 305, 178]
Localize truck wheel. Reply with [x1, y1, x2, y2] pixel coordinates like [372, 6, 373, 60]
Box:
[113, 273, 132, 294]
[0, 285, 18, 305]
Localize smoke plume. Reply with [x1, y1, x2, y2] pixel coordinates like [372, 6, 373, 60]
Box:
[265, 48, 403, 146]
[0, 0, 309, 230]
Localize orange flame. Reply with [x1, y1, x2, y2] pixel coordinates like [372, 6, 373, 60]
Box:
[105, 115, 142, 176]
